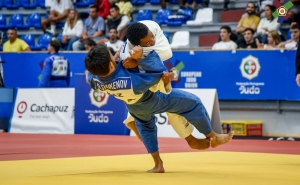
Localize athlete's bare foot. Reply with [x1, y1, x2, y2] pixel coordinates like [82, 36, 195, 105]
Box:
[206, 131, 234, 148]
[185, 134, 212, 150]
[147, 164, 165, 173]
[148, 151, 165, 173]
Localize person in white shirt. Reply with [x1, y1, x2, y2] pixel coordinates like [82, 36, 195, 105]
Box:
[41, 0, 74, 35]
[212, 26, 237, 50]
[104, 27, 124, 53]
[278, 23, 300, 49]
[60, 9, 83, 51]
[256, 5, 280, 44]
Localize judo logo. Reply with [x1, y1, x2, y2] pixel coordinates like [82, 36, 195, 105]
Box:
[89, 90, 109, 108]
[240, 55, 261, 80]
[272, 0, 294, 23]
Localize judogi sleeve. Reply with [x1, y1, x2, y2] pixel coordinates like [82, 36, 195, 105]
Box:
[38, 57, 52, 87]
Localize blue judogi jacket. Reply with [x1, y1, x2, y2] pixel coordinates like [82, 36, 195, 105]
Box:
[38, 53, 70, 87]
[88, 50, 168, 104]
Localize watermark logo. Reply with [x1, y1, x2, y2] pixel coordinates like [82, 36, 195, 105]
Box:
[272, 0, 294, 23]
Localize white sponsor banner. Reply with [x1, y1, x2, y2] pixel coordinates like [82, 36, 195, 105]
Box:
[10, 88, 74, 134]
[130, 89, 222, 138]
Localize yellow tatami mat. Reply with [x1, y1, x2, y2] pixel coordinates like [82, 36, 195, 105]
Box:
[0, 152, 300, 185]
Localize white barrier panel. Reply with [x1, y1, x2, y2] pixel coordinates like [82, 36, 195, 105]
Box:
[10, 88, 74, 134]
[130, 89, 222, 138]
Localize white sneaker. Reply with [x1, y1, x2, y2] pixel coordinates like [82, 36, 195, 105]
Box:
[276, 136, 285, 141]
[287, 137, 295, 141]
[46, 29, 56, 36]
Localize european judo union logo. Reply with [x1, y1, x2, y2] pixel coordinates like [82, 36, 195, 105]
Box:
[272, 0, 294, 23]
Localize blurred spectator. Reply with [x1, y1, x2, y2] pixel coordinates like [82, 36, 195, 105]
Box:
[106, 5, 130, 40]
[72, 5, 106, 51]
[236, 2, 260, 41]
[237, 28, 258, 49]
[196, 0, 229, 11]
[38, 40, 70, 87]
[104, 27, 124, 52]
[95, 0, 111, 19]
[256, 5, 280, 44]
[61, 9, 83, 51]
[160, 0, 185, 9]
[288, 0, 300, 24]
[41, 0, 74, 35]
[212, 26, 237, 50]
[0, 31, 8, 48]
[3, 29, 31, 52]
[115, 0, 133, 20]
[278, 23, 300, 49]
[84, 39, 97, 51]
[256, 31, 280, 49]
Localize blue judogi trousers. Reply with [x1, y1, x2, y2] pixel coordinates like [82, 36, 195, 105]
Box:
[126, 89, 212, 153]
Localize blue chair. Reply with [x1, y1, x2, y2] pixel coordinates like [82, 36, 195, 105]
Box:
[136, 10, 152, 22]
[169, 0, 178, 4]
[20, 34, 35, 48]
[7, 14, 29, 29]
[0, 0, 3, 9]
[0, 14, 11, 29]
[37, 0, 45, 8]
[26, 13, 41, 28]
[177, 8, 193, 21]
[150, 0, 159, 5]
[56, 22, 65, 29]
[75, 0, 94, 7]
[4, 0, 20, 9]
[155, 9, 172, 25]
[21, 0, 37, 9]
[131, 0, 146, 5]
[163, 32, 170, 42]
[32, 33, 52, 50]
[166, 15, 185, 26]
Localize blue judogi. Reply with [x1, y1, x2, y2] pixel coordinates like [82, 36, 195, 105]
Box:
[39, 53, 70, 87]
[88, 51, 212, 153]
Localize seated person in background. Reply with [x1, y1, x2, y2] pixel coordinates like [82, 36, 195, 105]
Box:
[106, 5, 130, 41]
[236, 2, 260, 41]
[3, 29, 31, 52]
[278, 23, 300, 49]
[212, 26, 237, 50]
[104, 27, 124, 53]
[115, 0, 133, 20]
[41, 0, 74, 35]
[288, 0, 300, 24]
[84, 39, 97, 51]
[39, 40, 70, 87]
[237, 28, 258, 49]
[61, 9, 83, 51]
[0, 30, 8, 48]
[160, 0, 185, 9]
[95, 0, 111, 19]
[72, 5, 106, 51]
[256, 30, 280, 49]
[256, 5, 280, 44]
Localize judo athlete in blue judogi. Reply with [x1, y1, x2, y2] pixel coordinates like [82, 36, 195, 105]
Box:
[39, 40, 70, 87]
[86, 44, 233, 173]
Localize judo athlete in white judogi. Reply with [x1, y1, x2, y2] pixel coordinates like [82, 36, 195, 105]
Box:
[86, 44, 234, 173]
[117, 21, 211, 149]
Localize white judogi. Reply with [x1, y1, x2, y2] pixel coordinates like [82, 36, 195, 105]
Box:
[120, 20, 194, 138]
